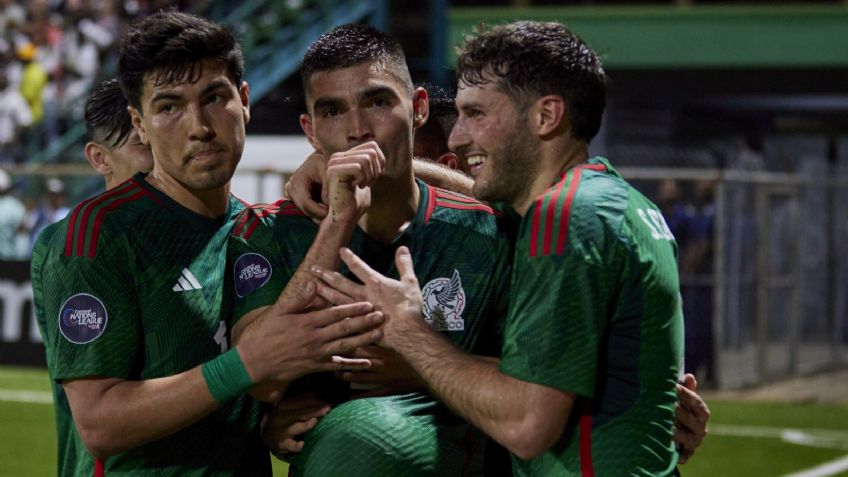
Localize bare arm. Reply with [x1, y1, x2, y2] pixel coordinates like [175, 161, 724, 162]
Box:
[313, 247, 576, 459]
[233, 142, 385, 402]
[62, 371, 220, 459]
[412, 159, 473, 195]
[66, 291, 383, 458]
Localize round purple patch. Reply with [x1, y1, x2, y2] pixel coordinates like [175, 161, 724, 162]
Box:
[58, 293, 108, 344]
[234, 253, 272, 298]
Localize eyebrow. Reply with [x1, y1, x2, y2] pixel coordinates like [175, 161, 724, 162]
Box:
[311, 85, 401, 113]
[150, 80, 232, 105]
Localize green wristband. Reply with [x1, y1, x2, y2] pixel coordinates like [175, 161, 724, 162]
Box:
[202, 348, 254, 404]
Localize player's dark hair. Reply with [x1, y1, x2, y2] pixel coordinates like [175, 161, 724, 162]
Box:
[85, 79, 133, 150]
[300, 23, 413, 102]
[118, 10, 244, 113]
[455, 21, 607, 143]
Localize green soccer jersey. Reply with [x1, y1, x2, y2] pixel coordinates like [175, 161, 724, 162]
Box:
[31, 174, 270, 477]
[229, 179, 512, 476]
[499, 157, 684, 476]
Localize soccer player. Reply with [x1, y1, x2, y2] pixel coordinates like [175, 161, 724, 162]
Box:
[83, 78, 154, 190]
[229, 23, 512, 475]
[31, 11, 382, 476]
[313, 21, 687, 475]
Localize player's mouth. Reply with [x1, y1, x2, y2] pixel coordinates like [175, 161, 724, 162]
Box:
[186, 147, 226, 162]
[466, 154, 486, 177]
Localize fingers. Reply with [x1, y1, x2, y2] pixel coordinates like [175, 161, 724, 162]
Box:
[330, 355, 372, 369]
[339, 247, 381, 287]
[676, 382, 711, 419]
[681, 373, 698, 391]
[311, 266, 366, 302]
[303, 301, 375, 328]
[319, 312, 384, 354]
[315, 281, 357, 306]
[395, 246, 418, 286]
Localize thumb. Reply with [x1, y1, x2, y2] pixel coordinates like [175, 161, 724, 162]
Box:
[276, 280, 317, 314]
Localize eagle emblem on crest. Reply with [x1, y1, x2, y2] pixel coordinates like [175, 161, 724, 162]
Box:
[421, 269, 466, 331]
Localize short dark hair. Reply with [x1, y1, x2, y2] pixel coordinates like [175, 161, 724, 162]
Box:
[455, 21, 607, 143]
[423, 83, 457, 138]
[300, 23, 412, 101]
[118, 10, 244, 112]
[85, 79, 133, 149]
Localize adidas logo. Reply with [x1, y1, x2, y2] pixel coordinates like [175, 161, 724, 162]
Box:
[172, 268, 203, 292]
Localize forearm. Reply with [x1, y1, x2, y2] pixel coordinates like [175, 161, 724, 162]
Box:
[278, 220, 355, 305]
[389, 319, 568, 459]
[412, 159, 473, 195]
[63, 368, 219, 458]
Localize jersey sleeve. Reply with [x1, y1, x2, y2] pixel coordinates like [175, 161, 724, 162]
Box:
[228, 212, 294, 326]
[498, 190, 624, 397]
[34, 222, 142, 382]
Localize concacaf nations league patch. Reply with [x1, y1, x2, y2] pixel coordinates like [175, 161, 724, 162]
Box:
[234, 253, 272, 298]
[58, 293, 108, 344]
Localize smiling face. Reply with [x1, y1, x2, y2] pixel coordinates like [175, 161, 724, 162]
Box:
[449, 79, 539, 207]
[130, 60, 250, 193]
[300, 61, 426, 181]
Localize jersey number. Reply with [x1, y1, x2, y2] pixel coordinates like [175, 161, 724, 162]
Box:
[214, 320, 228, 352]
[637, 208, 674, 241]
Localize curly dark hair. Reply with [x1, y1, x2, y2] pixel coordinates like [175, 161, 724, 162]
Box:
[455, 21, 607, 143]
[300, 23, 412, 101]
[118, 10, 244, 113]
[85, 78, 133, 150]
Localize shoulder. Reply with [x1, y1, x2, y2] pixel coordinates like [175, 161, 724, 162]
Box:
[523, 162, 630, 257]
[62, 179, 153, 260]
[231, 199, 312, 241]
[424, 185, 505, 235]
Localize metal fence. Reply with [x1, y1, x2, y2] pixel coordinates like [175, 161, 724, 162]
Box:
[623, 166, 848, 389]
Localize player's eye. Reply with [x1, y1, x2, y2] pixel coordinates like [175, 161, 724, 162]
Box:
[322, 107, 341, 118]
[159, 103, 177, 114]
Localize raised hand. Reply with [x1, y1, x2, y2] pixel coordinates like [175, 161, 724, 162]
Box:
[312, 246, 426, 350]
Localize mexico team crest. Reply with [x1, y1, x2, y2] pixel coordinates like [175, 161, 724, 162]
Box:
[234, 253, 272, 298]
[421, 269, 466, 331]
[58, 293, 108, 344]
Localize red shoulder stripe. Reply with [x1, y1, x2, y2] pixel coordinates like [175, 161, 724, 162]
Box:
[435, 188, 477, 204]
[555, 168, 585, 255]
[434, 200, 495, 215]
[240, 201, 306, 240]
[87, 188, 149, 258]
[579, 400, 594, 476]
[65, 181, 138, 257]
[529, 195, 543, 257]
[423, 184, 438, 224]
[542, 178, 567, 256]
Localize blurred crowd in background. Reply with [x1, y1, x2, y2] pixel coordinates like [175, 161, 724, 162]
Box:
[0, 0, 215, 259]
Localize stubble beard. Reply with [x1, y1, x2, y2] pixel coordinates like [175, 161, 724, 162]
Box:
[472, 130, 539, 207]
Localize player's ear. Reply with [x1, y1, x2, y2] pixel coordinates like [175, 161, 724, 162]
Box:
[436, 152, 459, 171]
[299, 113, 321, 151]
[532, 95, 566, 138]
[412, 87, 429, 129]
[128, 106, 148, 146]
[239, 81, 251, 124]
[84, 142, 112, 177]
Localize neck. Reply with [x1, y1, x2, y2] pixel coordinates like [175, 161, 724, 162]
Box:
[146, 168, 230, 218]
[512, 140, 589, 217]
[359, 167, 419, 244]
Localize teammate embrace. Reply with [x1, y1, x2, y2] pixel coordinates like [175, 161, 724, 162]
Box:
[33, 10, 708, 477]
